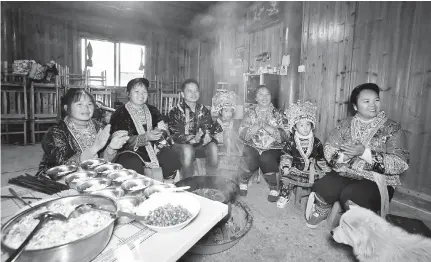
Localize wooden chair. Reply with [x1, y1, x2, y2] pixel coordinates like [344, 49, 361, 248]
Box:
[87, 70, 112, 108]
[60, 66, 87, 89]
[159, 92, 180, 116]
[1, 74, 28, 145]
[29, 75, 60, 144]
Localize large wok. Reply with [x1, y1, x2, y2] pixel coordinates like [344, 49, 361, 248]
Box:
[175, 176, 239, 222]
[1, 195, 117, 262]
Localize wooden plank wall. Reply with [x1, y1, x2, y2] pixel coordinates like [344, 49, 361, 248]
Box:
[300, 1, 431, 195]
[1, 4, 189, 87]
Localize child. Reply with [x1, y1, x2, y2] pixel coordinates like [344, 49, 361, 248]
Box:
[211, 90, 243, 174]
[277, 101, 331, 208]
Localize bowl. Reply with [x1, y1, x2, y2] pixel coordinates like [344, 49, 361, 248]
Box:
[77, 178, 111, 193]
[116, 196, 145, 224]
[135, 192, 200, 233]
[80, 158, 108, 170]
[1, 195, 116, 262]
[46, 165, 78, 180]
[107, 170, 139, 186]
[94, 163, 123, 176]
[90, 188, 125, 200]
[121, 178, 154, 196]
[143, 184, 176, 198]
[64, 171, 98, 189]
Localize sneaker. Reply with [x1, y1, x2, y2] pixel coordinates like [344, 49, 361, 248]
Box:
[239, 183, 248, 196]
[267, 190, 279, 202]
[277, 188, 291, 208]
[305, 211, 327, 229]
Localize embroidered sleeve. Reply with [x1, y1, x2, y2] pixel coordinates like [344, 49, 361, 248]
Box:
[38, 126, 80, 174]
[239, 109, 258, 142]
[324, 120, 350, 168]
[314, 138, 331, 172]
[212, 120, 224, 143]
[371, 129, 409, 175]
[280, 140, 294, 169]
[168, 107, 191, 144]
[134, 135, 148, 151]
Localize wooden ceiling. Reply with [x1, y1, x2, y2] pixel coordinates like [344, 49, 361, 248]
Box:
[6, 1, 217, 35]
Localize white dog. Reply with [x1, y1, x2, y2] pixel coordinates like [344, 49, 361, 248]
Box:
[332, 204, 431, 262]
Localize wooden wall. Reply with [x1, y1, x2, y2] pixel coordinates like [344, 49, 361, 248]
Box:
[1, 3, 191, 87]
[300, 1, 431, 195]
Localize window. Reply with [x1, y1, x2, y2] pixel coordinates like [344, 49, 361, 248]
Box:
[81, 38, 145, 87]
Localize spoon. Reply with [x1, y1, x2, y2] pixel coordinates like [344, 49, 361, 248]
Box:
[6, 211, 67, 262]
[69, 203, 146, 221]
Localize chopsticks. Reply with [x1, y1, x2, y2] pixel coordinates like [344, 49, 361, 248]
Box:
[8, 173, 69, 195]
[1, 196, 42, 200]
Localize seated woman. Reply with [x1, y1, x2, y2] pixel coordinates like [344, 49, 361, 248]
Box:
[109, 78, 181, 179]
[305, 83, 410, 228]
[238, 85, 289, 202]
[168, 79, 219, 178]
[37, 88, 129, 175]
[211, 90, 243, 173]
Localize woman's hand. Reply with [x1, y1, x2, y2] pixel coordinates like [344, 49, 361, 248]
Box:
[145, 129, 163, 141]
[341, 143, 365, 158]
[109, 130, 130, 150]
[92, 124, 111, 152]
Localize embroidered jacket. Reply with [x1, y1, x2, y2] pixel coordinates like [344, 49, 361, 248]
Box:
[110, 103, 168, 166]
[279, 132, 331, 186]
[168, 101, 215, 144]
[37, 119, 103, 175]
[324, 111, 409, 186]
[238, 104, 289, 153]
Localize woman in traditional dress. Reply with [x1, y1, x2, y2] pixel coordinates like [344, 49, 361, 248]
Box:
[238, 85, 289, 202]
[211, 90, 243, 174]
[305, 83, 410, 228]
[37, 88, 129, 175]
[110, 78, 181, 179]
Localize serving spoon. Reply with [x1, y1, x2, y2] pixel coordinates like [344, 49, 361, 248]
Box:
[6, 211, 68, 262]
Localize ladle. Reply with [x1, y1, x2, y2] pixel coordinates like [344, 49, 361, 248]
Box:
[69, 203, 145, 221]
[6, 211, 68, 262]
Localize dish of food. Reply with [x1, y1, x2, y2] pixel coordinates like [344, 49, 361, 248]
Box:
[84, 184, 108, 192]
[192, 188, 226, 202]
[2, 203, 113, 250]
[140, 203, 192, 227]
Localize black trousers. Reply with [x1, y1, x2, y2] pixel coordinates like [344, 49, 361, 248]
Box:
[114, 147, 182, 179]
[312, 171, 395, 213]
[240, 145, 281, 188]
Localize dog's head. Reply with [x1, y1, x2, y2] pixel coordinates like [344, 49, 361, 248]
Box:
[331, 202, 388, 259]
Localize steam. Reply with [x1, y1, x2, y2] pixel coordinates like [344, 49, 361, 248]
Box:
[188, 2, 251, 37]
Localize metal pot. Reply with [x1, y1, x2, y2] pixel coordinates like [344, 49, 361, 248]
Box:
[175, 175, 239, 222]
[1, 195, 117, 262]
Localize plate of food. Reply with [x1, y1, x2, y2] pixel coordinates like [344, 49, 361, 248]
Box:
[135, 192, 200, 233]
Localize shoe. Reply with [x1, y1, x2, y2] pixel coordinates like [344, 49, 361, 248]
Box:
[267, 189, 279, 202]
[277, 187, 291, 208]
[239, 183, 248, 196]
[305, 192, 330, 228]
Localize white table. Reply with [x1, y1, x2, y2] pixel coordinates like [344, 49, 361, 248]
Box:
[1, 185, 229, 262]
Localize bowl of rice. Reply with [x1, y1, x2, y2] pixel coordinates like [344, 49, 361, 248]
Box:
[64, 171, 98, 189]
[121, 178, 154, 196]
[135, 192, 200, 233]
[1, 195, 116, 262]
[77, 178, 111, 193]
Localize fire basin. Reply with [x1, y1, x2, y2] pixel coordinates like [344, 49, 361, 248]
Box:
[188, 199, 253, 255]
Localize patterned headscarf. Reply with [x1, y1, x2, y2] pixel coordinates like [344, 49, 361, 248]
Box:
[285, 100, 317, 133]
[212, 90, 238, 115]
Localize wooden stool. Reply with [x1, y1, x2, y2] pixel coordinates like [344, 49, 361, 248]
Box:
[294, 187, 312, 208]
[327, 201, 343, 229]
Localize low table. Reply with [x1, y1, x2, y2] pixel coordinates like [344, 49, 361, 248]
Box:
[1, 184, 229, 262]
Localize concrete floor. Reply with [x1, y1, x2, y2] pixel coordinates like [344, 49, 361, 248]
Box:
[1, 144, 431, 262]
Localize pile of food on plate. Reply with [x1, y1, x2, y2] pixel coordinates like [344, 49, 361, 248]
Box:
[139, 203, 192, 227]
